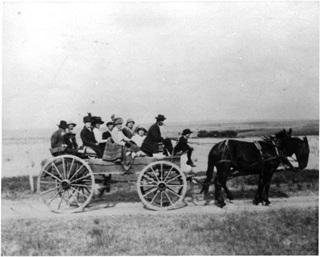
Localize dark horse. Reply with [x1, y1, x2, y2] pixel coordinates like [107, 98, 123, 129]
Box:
[201, 129, 310, 207]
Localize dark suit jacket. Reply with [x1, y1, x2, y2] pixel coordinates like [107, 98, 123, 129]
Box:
[174, 136, 192, 154]
[64, 132, 78, 149]
[102, 131, 112, 140]
[80, 126, 97, 147]
[51, 129, 65, 148]
[140, 122, 163, 155]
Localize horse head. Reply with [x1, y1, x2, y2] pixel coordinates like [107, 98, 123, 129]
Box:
[282, 135, 310, 170]
[275, 128, 292, 141]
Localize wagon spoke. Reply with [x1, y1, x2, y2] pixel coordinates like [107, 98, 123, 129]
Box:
[166, 186, 181, 198]
[48, 189, 63, 204]
[40, 186, 61, 195]
[166, 184, 183, 188]
[150, 166, 160, 182]
[67, 158, 75, 179]
[166, 174, 182, 184]
[70, 174, 91, 184]
[61, 157, 67, 179]
[70, 186, 90, 200]
[160, 191, 163, 207]
[150, 190, 160, 204]
[70, 184, 92, 188]
[43, 169, 62, 182]
[160, 163, 163, 181]
[51, 162, 63, 179]
[39, 181, 58, 184]
[69, 164, 85, 181]
[84, 187, 92, 194]
[66, 189, 70, 206]
[142, 174, 158, 184]
[164, 191, 174, 205]
[142, 187, 157, 198]
[69, 189, 81, 207]
[163, 166, 174, 182]
[58, 191, 65, 209]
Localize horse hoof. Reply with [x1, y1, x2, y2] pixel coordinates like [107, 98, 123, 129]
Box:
[252, 200, 261, 205]
[220, 202, 226, 208]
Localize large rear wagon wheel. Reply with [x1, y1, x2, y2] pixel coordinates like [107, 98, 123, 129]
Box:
[137, 161, 187, 211]
[37, 155, 95, 213]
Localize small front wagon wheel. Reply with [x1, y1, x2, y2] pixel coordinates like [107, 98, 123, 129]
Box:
[37, 155, 95, 213]
[137, 161, 187, 211]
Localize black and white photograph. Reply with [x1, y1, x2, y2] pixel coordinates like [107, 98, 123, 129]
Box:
[2, 1, 319, 255]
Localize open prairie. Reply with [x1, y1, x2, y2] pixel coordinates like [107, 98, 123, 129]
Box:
[2, 119, 319, 255]
[2, 119, 319, 177]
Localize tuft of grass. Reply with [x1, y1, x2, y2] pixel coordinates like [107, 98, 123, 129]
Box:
[1, 208, 318, 255]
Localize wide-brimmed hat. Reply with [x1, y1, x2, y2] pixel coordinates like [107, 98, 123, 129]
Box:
[155, 114, 166, 121]
[126, 118, 135, 125]
[92, 116, 104, 125]
[114, 117, 123, 125]
[67, 122, 76, 127]
[106, 121, 114, 126]
[83, 116, 92, 123]
[57, 120, 68, 129]
[182, 129, 193, 135]
[136, 126, 147, 133]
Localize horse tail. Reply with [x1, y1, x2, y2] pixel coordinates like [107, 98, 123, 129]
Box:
[200, 140, 226, 195]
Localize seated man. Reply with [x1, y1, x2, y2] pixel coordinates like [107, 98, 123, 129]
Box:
[64, 121, 78, 150]
[140, 114, 173, 157]
[80, 115, 103, 158]
[50, 120, 68, 156]
[174, 129, 196, 167]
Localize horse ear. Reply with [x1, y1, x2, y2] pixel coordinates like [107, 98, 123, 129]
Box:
[288, 128, 292, 136]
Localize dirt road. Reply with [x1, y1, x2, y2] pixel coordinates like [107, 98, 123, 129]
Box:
[2, 195, 318, 221]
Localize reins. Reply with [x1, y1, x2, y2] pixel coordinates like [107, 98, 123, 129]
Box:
[215, 138, 295, 175]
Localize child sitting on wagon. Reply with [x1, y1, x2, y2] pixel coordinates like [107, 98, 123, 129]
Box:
[174, 129, 196, 167]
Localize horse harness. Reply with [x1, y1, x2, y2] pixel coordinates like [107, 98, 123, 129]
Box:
[217, 138, 294, 175]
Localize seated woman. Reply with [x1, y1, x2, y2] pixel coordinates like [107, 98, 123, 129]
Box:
[111, 117, 138, 159]
[92, 116, 109, 150]
[80, 115, 103, 158]
[131, 126, 148, 157]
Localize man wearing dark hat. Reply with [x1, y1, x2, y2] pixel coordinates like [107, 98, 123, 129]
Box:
[64, 121, 78, 150]
[80, 115, 103, 158]
[174, 129, 196, 167]
[140, 114, 173, 156]
[50, 120, 68, 156]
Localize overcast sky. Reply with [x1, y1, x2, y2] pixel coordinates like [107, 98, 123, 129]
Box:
[2, 1, 319, 130]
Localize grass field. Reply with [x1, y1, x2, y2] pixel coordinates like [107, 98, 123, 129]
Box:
[1, 208, 318, 255]
[1, 169, 318, 202]
[2, 120, 318, 255]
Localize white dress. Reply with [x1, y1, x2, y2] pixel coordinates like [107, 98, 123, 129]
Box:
[111, 127, 129, 146]
[131, 135, 146, 147]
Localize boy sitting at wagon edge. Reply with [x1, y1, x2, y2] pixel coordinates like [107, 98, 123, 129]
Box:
[174, 129, 196, 167]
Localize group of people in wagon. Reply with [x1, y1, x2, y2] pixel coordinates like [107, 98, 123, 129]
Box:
[51, 113, 196, 169]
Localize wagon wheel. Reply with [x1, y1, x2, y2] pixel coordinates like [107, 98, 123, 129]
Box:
[37, 155, 95, 213]
[137, 161, 187, 211]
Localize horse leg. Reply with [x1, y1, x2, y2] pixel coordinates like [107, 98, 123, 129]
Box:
[222, 182, 234, 201]
[214, 164, 229, 208]
[200, 154, 215, 196]
[262, 172, 273, 206]
[253, 173, 264, 205]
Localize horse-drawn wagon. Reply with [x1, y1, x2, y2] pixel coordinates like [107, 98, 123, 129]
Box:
[38, 128, 310, 213]
[38, 152, 189, 213]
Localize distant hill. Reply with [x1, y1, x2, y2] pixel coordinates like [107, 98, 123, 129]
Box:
[2, 119, 318, 140]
